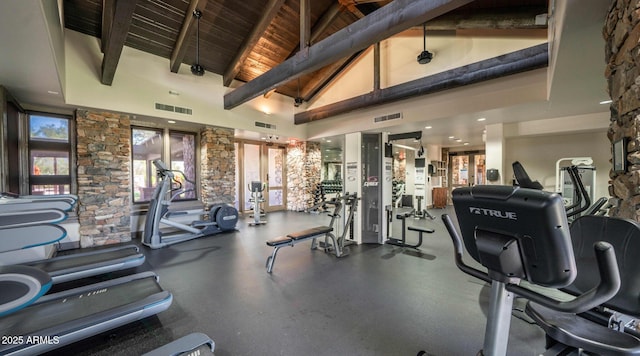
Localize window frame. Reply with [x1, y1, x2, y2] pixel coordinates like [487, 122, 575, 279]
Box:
[26, 112, 75, 195]
[131, 125, 200, 204]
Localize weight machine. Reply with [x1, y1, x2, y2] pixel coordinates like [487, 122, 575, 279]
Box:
[248, 181, 267, 226]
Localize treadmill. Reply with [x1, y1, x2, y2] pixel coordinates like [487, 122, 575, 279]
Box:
[0, 271, 173, 355]
[24, 244, 146, 284]
[0, 209, 145, 284]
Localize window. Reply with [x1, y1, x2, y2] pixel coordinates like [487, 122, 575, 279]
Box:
[28, 114, 72, 195]
[170, 131, 196, 200]
[131, 127, 197, 203]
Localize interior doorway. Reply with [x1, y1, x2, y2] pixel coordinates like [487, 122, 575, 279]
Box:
[237, 141, 287, 213]
[450, 152, 486, 191]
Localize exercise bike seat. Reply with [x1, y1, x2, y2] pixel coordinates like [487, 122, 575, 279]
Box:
[512, 161, 544, 190]
[526, 215, 640, 354]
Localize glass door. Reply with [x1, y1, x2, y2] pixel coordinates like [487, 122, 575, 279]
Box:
[451, 155, 470, 189]
[242, 143, 261, 212]
[237, 142, 287, 213]
[450, 152, 486, 191]
[265, 146, 286, 211]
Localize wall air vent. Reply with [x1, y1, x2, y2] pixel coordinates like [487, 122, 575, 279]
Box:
[374, 112, 402, 123]
[155, 103, 174, 112]
[155, 103, 192, 115]
[255, 121, 277, 130]
[174, 106, 192, 115]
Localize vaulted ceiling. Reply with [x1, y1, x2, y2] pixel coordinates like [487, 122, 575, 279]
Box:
[63, 0, 548, 110]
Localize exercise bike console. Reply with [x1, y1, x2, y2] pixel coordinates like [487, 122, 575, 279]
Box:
[441, 185, 620, 356]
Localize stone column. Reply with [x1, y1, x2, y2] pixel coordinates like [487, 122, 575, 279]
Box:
[76, 110, 131, 247]
[200, 127, 235, 205]
[604, 1, 640, 219]
[286, 141, 321, 211]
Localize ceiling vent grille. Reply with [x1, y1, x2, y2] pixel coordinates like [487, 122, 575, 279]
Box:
[155, 103, 192, 115]
[255, 121, 276, 130]
[374, 112, 402, 123]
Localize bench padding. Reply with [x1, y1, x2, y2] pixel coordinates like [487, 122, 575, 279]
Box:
[287, 226, 332, 240]
[266, 236, 293, 246]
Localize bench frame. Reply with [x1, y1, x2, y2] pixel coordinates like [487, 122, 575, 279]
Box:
[265, 226, 341, 273]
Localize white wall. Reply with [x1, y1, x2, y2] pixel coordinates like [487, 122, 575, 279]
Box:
[504, 130, 610, 199]
[64, 29, 307, 140]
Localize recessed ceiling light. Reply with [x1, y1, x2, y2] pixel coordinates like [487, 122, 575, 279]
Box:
[477, 117, 486, 122]
[261, 137, 266, 140]
[167, 120, 176, 124]
[463, 142, 469, 145]
[326, 140, 332, 143]
[599, 100, 612, 104]
[425, 126, 432, 129]
[448, 136, 455, 139]
[47, 90, 59, 95]
[455, 139, 462, 142]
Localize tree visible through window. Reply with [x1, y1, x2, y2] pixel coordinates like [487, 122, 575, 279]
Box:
[28, 115, 71, 195]
[131, 128, 197, 203]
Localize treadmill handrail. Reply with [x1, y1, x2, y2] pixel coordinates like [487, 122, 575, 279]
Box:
[0, 271, 173, 355]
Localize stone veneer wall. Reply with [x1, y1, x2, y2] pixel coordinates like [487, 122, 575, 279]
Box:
[604, 1, 640, 220]
[287, 141, 321, 211]
[76, 110, 131, 247]
[200, 127, 235, 205]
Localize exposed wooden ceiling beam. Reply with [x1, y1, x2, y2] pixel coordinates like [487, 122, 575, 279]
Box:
[224, 0, 474, 110]
[300, 0, 310, 51]
[222, 0, 286, 87]
[170, 0, 209, 74]
[101, 0, 114, 53]
[309, 3, 345, 45]
[101, 0, 137, 85]
[303, 5, 545, 103]
[425, 7, 548, 31]
[294, 43, 548, 124]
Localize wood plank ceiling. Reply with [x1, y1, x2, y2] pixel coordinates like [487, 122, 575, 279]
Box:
[64, 0, 548, 108]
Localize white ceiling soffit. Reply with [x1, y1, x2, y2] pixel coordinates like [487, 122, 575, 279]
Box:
[0, 0, 66, 108]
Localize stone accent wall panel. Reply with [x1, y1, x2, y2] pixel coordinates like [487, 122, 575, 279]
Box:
[200, 127, 235, 205]
[287, 141, 321, 211]
[76, 110, 131, 246]
[605, 0, 640, 220]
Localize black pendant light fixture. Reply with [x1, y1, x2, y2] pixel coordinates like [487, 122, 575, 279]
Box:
[294, 78, 303, 107]
[191, 9, 205, 76]
[417, 23, 433, 64]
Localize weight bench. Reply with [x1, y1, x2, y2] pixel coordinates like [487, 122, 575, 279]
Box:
[265, 226, 338, 273]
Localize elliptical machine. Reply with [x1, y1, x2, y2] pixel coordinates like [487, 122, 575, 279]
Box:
[248, 181, 267, 226]
[142, 160, 238, 249]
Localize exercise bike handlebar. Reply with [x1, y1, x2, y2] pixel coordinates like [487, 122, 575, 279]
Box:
[442, 214, 621, 314]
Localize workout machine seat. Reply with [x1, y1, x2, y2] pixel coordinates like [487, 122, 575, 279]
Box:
[287, 226, 333, 240]
[387, 209, 434, 249]
[266, 235, 293, 247]
[512, 161, 544, 190]
[525, 215, 640, 355]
